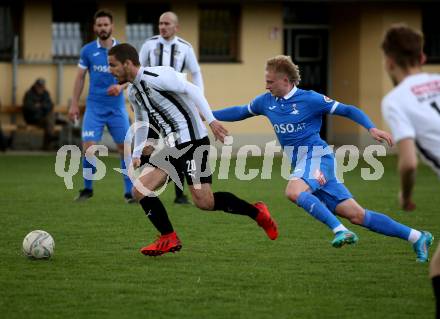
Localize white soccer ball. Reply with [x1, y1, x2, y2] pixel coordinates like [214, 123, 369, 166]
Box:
[22, 230, 55, 259]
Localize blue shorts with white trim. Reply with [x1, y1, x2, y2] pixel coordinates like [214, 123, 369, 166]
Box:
[82, 102, 130, 144]
[290, 150, 352, 213]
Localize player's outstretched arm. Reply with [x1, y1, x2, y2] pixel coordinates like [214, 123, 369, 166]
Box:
[333, 103, 393, 146]
[213, 105, 254, 122]
[333, 103, 375, 129]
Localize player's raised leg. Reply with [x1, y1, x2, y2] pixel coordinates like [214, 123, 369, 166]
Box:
[335, 198, 434, 262]
[132, 167, 182, 256]
[285, 178, 358, 248]
[188, 184, 278, 240]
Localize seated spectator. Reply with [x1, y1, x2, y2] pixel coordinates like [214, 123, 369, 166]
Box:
[22, 78, 55, 150]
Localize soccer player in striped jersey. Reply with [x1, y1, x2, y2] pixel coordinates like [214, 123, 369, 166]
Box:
[138, 11, 204, 204]
[108, 43, 278, 256]
[213, 55, 433, 263]
[139, 12, 203, 91]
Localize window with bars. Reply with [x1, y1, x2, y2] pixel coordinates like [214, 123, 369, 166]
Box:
[199, 6, 240, 62]
[423, 4, 440, 64]
[125, 3, 169, 52]
[52, 1, 96, 60]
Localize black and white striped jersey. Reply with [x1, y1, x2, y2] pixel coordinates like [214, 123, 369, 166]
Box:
[128, 66, 215, 158]
[138, 35, 204, 92]
[139, 36, 200, 74]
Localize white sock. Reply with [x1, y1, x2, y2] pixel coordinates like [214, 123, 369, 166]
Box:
[332, 224, 349, 234]
[408, 229, 422, 243]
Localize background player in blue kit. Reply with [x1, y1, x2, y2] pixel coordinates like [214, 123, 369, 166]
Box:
[69, 9, 134, 203]
[213, 55, 433, 263]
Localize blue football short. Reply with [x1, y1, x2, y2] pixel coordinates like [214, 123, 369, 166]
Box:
[82, 101, 130, 144]
[290, 149, 353, 212]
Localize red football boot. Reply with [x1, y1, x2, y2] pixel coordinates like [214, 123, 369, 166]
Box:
[254, 202, 278, 240]
[140, 232, 182, 256]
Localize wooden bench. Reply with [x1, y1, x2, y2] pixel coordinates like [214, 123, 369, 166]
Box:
[0, 105, 20, 134]
[0, 104, 72, 149]
[1, 104, 68, 131]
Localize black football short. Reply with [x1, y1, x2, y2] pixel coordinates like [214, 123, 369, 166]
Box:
[169, 136, 212, 185]
[141, 136, 212, 185]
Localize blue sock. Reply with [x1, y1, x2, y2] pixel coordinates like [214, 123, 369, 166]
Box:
[83, 157, 96, 190]
[297, 192, 342, 230]
[362, 209, 411, 240]
[120, 157, 133, 195]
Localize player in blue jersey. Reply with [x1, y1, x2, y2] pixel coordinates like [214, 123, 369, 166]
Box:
[69, 9, 134, 203]
[213, 55, 433, 263]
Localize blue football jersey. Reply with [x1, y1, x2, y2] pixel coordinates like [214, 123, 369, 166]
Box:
[78, 39, 125, 108]
[248, 87, 338, 150]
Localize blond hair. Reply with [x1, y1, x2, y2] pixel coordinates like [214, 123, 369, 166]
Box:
[266, 55, 301, 85]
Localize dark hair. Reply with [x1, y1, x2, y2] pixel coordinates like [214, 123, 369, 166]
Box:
[381, 24, 424, 69]
[94, 9, 113, 23]
[109, 43, 140, 66]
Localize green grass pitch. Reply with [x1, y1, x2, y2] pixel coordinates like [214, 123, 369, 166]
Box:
[0, 154, 438, 318]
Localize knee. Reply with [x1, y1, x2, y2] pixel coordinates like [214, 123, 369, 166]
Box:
[285, 189, 301, 203]
[132, 185, 155, 202]
[192, 193, 214, 211]
[83, 144, 95, 157]
[132, 186, 143, 201]
[347, 209, 365, 225]
[195, 201, 213, 211]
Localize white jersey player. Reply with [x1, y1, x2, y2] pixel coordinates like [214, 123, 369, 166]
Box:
[138, 11, 204, 91]
[381, 24, 440, 212]
[382, 72, 440, 177]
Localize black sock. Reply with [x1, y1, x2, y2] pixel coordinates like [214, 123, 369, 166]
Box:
[139, 196, 174, 235]
[213, 192, 259, 219]
[175, 170, 185, 198]
[432, 276, 440, 318]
